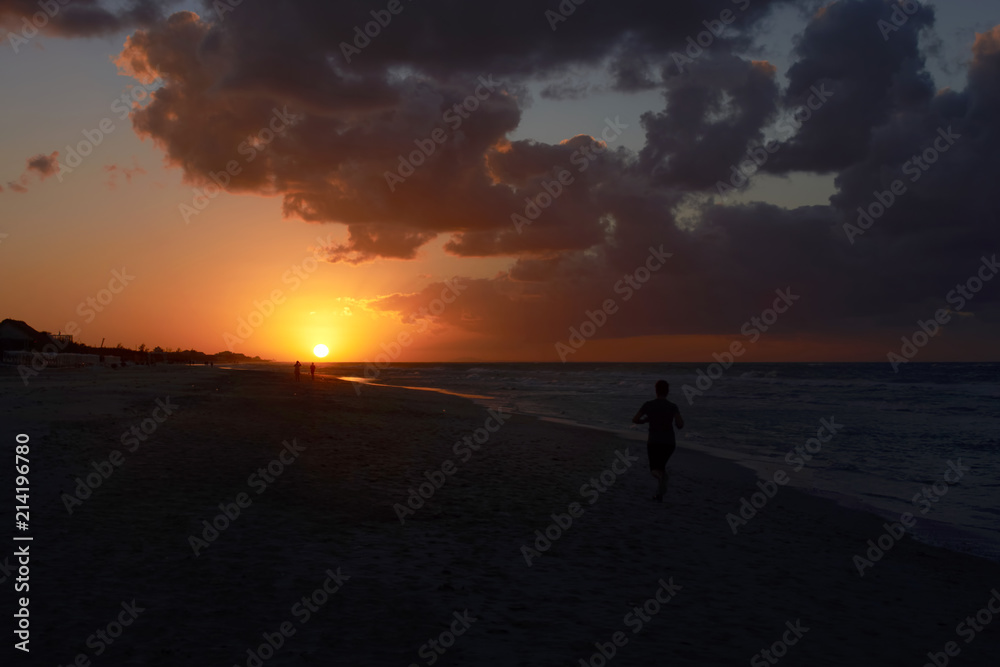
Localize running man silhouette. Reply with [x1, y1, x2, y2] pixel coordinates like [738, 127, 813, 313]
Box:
[632, 380, 684, 502]
[310, 362, 316, 380]
[294, 361, 302, 381]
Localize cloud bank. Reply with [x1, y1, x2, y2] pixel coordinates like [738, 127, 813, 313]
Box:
[25, 0, 1000, 354]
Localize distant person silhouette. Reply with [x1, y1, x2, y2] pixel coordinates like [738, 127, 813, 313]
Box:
[632, 380, 684, 502]
[310, 362, 316, 380]
[294, 361, 302, 381]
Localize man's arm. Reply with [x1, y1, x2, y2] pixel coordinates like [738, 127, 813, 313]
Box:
[632, 405, 648, 424]
[674, 409, 684, 429]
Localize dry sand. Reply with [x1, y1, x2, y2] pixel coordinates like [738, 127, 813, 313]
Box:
[1, 364, 998, 666]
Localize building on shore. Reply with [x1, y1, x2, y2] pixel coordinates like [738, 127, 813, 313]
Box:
[0, 319, 51, 352]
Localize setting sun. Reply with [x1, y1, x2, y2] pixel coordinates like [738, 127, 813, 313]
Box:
[313, 343, 329, 358]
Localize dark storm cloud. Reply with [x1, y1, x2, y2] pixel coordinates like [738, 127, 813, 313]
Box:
[638, 55, 781, 191]
[378, 202, 842, 342]
[763, 0, 937, 173]
[827, 21, 1000, 293]
[0, 0, 175, 37]
[247, 0, 782, 82]
[53, 0, 1000, 351]
[354, 2, 1000, 349]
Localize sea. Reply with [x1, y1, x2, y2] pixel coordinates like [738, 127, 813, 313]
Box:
[310, 361, 998, 563]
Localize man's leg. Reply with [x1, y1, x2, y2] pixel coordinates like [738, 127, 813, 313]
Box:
[650, 468, 664, 500]
[661, 442, 676, 497]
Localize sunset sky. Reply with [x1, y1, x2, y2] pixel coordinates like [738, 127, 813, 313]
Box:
[1, 0, 997, 362]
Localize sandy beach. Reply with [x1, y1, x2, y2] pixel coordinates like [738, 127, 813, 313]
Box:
[2, 364, 998, 666]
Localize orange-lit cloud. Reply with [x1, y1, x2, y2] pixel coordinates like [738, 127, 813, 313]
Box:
[972, 25, 1000, 58]
[104, 159, 147, 189]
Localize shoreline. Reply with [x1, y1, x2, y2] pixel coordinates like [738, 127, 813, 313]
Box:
[3, 364, 999, 665]
[342, 370, 1000, 566]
